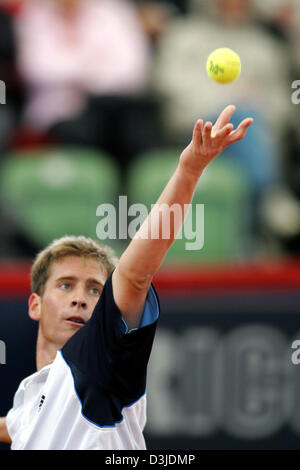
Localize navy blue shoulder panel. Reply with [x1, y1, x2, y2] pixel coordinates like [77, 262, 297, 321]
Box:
[61, 273, 159, 427]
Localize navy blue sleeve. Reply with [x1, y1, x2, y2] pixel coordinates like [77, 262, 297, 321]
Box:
[61, 272, 160, 427]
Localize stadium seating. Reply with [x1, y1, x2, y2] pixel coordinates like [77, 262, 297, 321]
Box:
[0, 147, 123, 257]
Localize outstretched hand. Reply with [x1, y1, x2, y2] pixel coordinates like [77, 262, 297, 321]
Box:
[179, 105, 253, 178]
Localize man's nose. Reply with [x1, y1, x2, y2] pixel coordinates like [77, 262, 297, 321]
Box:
[71, 299, 87, 309]
[71, 290, 87, 309]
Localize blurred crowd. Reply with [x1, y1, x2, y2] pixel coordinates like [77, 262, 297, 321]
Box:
[0, 0, 299, 262]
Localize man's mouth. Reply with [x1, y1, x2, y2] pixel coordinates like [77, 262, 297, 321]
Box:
[65, 316, 85, 327]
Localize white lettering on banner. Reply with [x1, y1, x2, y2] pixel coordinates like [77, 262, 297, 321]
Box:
[146, 326, 296, 439]
[0, 340, 6, 364]
[0, 81, 6, 104]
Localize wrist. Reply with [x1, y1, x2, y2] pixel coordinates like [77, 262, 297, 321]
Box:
[178, 154, 204, 183]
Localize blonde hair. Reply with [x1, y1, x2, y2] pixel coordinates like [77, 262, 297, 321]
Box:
[31, 235, 118, 296]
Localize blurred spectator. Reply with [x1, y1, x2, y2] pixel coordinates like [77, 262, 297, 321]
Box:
[150, 0, 297, 257]
[134, 1, 178, 47]
[151, 0, 293, 146]
[13, 0, 163, 164]
[253, 0, 300, 42]
[253, 0, 300, 80]
[249, 0, 300, 256]
[132, 0, 189, 18]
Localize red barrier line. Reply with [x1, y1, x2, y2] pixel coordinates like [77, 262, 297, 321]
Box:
[0, 262, 32, 297]
[0, 259, 299, 297]
[154, 260, 300, 291]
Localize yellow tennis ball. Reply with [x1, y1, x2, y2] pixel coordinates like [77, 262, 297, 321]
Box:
[206, 48, 241, 84]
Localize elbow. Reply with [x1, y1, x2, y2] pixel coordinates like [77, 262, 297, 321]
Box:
[116, 262, 153, 293]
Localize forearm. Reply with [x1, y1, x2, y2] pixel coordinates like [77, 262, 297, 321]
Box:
[0, 417, 11, 444]
[117, 159, 201, 287]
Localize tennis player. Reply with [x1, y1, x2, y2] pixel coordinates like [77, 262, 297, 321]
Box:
[0, 105, 253, 449]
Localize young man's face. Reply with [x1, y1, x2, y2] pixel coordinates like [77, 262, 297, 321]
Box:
[29, 256, 108, 350]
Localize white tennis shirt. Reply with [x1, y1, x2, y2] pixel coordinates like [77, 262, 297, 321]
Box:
[6, 274, 160, 450]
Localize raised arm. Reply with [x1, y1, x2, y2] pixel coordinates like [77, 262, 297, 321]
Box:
[112, 105, 253, 329]
[0, 417, 11, 444]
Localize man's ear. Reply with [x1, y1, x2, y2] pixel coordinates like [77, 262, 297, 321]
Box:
[28, 293, 42, 321]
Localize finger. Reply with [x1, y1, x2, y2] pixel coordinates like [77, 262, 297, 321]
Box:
[228, 118, 253, 143]
[227, 118, 253, 141]
[192, 119, 203, 148]
[214, 123, 234, 141]
[203, 121, 212, 153]
[213, 104, 236, 131]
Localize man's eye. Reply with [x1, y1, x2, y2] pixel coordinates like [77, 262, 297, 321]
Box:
[60, 283, 71, 290]
[89, 287, 101, 295]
